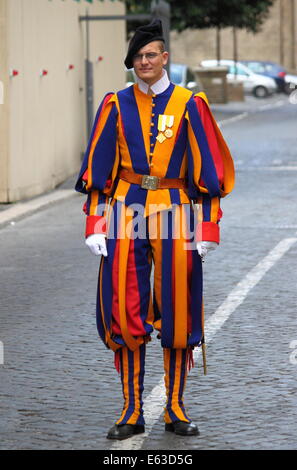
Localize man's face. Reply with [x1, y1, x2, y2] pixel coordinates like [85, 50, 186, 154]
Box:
[132, 41, 169, 85]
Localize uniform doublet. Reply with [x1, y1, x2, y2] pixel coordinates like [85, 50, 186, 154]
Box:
[76, 81, 234, 357]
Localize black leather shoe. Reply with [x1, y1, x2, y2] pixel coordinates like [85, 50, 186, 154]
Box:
[107, 424, 145, 440]
[165, 421, 199, 436]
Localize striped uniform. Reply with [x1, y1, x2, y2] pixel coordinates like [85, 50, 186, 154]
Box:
[75, 82, 234, 424]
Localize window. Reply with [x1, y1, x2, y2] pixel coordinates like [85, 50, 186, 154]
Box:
[229, 64, 249, 76]
[170, 64, 183, 84]
[246, 62, 266, 74]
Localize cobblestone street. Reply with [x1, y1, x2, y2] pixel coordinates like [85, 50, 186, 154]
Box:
[0, 96, 297, 451]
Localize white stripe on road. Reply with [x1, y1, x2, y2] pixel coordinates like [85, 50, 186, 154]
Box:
[235, 166, 297, 171]
[217, 112, 248, 127]
[260, 166, 297, 171]
[202, 237, 297, 340]
[217, 99, 286, 128]
[110, 236, 297, 450]
[257, 99, 285, 111]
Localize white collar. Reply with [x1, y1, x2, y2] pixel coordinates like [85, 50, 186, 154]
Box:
[136, 69, 170, 95]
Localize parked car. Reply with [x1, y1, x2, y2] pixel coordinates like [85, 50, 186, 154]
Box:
[284, 73, 297, 94]
[240, 60, 287, 93]
[170, 63, 202, 93]
[200, 59, 277, 98]
[126, 63, 201, 93]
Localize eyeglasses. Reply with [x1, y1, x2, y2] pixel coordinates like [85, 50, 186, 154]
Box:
[133, 52, 162, 63]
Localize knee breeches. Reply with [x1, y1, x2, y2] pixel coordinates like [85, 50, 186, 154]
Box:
[96, 200, 204, 351]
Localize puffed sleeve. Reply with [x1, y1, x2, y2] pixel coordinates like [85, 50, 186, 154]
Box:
[186, 92, 235, 243]
[75, 92, 120, 237]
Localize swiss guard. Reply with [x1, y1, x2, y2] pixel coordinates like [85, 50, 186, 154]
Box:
[75, 19, 235, 440]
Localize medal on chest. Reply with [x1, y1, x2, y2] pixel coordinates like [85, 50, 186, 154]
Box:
[156, 114, 174, 143]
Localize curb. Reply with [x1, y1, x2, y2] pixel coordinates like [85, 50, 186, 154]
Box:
[0, 189, 78, 229]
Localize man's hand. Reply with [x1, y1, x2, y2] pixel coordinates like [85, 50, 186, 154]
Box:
[196, 241, 218, 260]
[85, 234, 108, 257]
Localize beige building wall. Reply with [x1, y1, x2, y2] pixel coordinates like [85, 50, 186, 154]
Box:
[171, 0, 297, 71]
[0, 0, 126, 203]
[0, 0, 9, 202]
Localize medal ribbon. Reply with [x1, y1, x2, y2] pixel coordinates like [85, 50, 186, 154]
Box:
[158, 114, 174, 131]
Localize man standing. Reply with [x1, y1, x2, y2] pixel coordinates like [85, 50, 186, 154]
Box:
[75, 19, 234, 440]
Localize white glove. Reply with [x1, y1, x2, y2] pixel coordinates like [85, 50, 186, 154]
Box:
[85, 234, 108, 257]
[197, 241, 218, 260]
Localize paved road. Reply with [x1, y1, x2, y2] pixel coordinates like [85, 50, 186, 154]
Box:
[0, 95, 297, 450]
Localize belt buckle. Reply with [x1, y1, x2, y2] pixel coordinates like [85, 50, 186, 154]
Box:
[141, 175, 159, 190]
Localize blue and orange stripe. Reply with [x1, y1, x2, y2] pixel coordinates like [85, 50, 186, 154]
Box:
[116, 344, 146, 426]
[75, 92, 117, 194]
[187, 97, 221, 198]
[117, 86, 150, 174]
[98, 201, 154, 351]
[148, 206, 203, 349]
[163, 348, 191, 424]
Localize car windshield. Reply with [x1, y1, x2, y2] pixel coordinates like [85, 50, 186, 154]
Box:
[229, 64, 249, 75]
[170, 64, 183, 84]
[264, 64, 278, 73]
[245, 62, 266, 74]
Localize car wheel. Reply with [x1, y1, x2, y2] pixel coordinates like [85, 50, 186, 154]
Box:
[253, 86, 269, 98]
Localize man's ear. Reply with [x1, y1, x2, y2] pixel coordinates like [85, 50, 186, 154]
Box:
[162, 51, 169, 65]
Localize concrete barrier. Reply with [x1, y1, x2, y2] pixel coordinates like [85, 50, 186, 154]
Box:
[193, 66, 228, 103]
[227, 79, 245, 102]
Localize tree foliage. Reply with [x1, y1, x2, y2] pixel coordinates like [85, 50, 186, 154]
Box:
[124, 0, 275, 34]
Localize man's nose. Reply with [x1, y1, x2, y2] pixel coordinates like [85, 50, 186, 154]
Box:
[141, 54, 149, 64]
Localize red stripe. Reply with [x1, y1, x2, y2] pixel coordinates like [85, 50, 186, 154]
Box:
[125, 239, 146, 336]
[196, 221, 220, 243]
[82, 169, 88, 182]
[101, 93, 114, 116]
[111, 238, 146, 337]
[85, 215, 106, 237]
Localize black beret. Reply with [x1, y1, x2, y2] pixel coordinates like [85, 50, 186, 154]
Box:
[124, 19, 165, 69]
